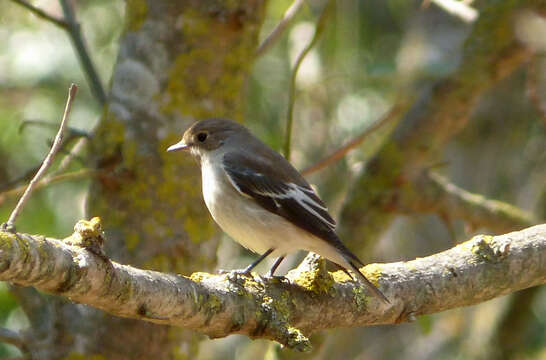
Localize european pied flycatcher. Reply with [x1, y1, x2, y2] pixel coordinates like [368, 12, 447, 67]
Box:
[167, 118, 389, 304]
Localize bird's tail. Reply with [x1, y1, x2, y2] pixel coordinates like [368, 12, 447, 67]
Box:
[344, 258, 390, 305]
[319, 233, 390, 304]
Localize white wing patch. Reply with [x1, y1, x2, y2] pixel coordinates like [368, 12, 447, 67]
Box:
[223, 163, 336, 231]
[277, 183, 336, 230]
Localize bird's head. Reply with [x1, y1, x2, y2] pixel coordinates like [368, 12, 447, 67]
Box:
[167, 118, 247, 157]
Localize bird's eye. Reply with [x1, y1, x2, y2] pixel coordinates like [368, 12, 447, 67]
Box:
[197, 132, 207, 142]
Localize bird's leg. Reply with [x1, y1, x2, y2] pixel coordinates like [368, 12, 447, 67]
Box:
[219, 248, 274, 276]
[268, 256, 285, 278]
[241, 248, 274, 274]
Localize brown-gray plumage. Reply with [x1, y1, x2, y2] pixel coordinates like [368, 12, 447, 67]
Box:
[168, 118, 389, 304]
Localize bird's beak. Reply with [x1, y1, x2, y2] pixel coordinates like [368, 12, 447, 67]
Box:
[167, 140, 190, 152]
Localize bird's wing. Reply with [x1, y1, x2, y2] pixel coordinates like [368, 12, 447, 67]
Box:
[222, 151, 337, 242]
[222, 151, 390, 304]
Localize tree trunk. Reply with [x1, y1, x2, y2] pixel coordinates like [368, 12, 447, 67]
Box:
[18, 1, 267, 358]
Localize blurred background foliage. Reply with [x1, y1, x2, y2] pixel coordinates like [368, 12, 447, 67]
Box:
[0, 0, 545, 359]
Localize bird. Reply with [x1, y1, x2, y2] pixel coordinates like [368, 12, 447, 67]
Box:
[167, 118, 389, 304]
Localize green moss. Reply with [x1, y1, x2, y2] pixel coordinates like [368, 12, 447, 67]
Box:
[284, 326, 312, 352]
[0, 232, 14, 272]
[471, 235, 498, 262]
[352, 287, 369, 313]
[125, 0, 148, 32]
[162, 7, 254, 121]
[276, 291, 291, 319]
[204, 294, 222, 315]
[0, 231, 13, 250]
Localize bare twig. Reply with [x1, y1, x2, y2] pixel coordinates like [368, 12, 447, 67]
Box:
[255, 0, 307, 57]
[283, 0, 334, 160]
[10, 0, 69, 29]
[0, 327, 26, 352]
[2, 84, 78, 231]
[0, 222, 544, 350]
[1, 123, 90, 193]
[19, 119, 91, 139]
[59, 0, 106, 105]
[301, 99, 408, 176]
[413, 171, 539, 233]
[0, 169, 96, 207]
[51, 137, 89, 175]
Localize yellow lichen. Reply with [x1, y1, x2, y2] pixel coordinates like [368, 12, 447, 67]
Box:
[471, 235, 497, 262]
[63, 217, 104, 250]
[331, 269, 352, 282]
[362, 263, 384, 287]
[189, 272, 214, 283]
[293, 267, 335, 295]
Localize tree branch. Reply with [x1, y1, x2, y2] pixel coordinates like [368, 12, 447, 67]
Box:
[10, 0, 69, 29]
[1, 84, 78, 231]
[255, 0, 306, 57]
[59, 0, 107, 105]
[0, 169, 97, 207]
[408, 171, 539, 233]
[301, 98, 409, 176]
[0, 220, 544, 351]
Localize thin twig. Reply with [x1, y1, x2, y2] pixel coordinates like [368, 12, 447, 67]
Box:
[255, 0, 307, 57]
[0, 169, 96, 207]
[0, 136, 87, 193]
[283, 0, 334, 160]
[59, 0, 106, 106]
[2, 84, 78, 231]
[19, 119, 91, 138]
[301, 100, 407, 176]
[10, 0, 69, 29]
[51, 137, 89, 175]
[0, 326, 26, 351]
